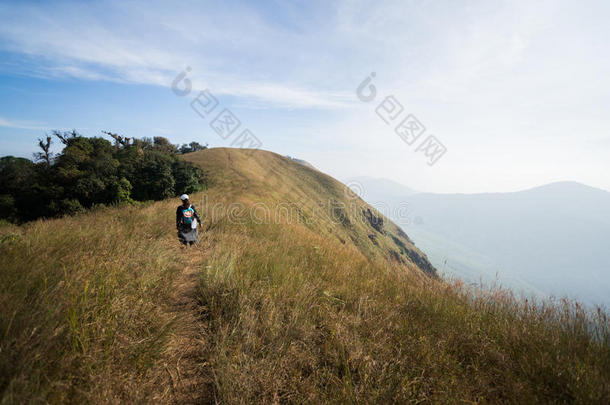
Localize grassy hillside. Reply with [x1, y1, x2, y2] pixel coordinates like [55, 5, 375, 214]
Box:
[1, 148, 609, 403]
[182, 148, 436, 277]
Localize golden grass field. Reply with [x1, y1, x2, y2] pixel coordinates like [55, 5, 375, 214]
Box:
[1, 148, 608, 403]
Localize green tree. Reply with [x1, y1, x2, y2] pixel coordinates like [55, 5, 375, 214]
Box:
[173, 159, 205, 195]
[53, 136, 123, 207]
[178, 141, 208, 154]
[152, 136, 178, 154]
[0, 156, 39, 221]
[0, 131, 207, 222]
[130, 150, 175, 200]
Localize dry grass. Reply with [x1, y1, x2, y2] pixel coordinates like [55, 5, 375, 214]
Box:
[0, 200, 189, 402]
[1, 147, 609, 403]
[195, 209, 610, 403]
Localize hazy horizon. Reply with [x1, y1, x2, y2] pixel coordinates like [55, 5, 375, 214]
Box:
[1, 0, 610, 193]
[348, 176, 610, 307]
[345, 175, 610, 195]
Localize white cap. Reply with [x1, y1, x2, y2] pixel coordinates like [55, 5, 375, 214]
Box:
[180, 194, 189, 201]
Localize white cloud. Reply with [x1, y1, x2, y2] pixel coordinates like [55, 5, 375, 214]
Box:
[0, 116, 49, 131]
[0, 0, 360, 108]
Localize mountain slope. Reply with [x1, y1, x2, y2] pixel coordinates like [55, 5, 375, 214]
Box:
[1, 149, 608, 403]
[183, 148, 436, 277]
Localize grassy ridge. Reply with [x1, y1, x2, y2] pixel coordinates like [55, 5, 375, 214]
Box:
[182, 148, 436, 277]
[1, 147, 609, 403]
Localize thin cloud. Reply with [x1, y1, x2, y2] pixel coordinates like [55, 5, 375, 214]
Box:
[0, 116, 49, 131]
[0, 0, 356, 109]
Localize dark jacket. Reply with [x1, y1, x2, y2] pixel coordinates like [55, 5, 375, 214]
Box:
[176, 204, 202, 230]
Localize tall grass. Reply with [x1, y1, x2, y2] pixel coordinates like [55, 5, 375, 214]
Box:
[0, 201, 186, 402]
[197, 214, 610, 403]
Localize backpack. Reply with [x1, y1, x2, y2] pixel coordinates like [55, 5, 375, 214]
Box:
[181, 205, 195, 225]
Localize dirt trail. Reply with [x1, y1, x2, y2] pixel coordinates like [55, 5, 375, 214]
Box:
[151, 239, 215, 404]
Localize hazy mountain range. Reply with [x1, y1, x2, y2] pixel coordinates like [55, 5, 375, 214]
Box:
[346, 177, 610, 307]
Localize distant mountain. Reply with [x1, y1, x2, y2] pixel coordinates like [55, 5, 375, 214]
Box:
[351, 179, 610, 306]
[344, 176, 416, 204]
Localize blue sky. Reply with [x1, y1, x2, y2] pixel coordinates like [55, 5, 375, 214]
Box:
[1, 0, 609, 193]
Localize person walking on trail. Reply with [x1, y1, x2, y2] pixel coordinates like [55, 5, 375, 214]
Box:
[176, 194, 202, 247]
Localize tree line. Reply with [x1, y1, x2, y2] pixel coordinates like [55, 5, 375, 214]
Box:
[0, 131, 208, 223]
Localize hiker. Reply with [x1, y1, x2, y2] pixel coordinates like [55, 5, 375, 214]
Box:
[176, 194, 202, 247]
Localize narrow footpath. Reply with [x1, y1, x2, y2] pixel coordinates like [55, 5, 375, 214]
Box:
[151, 235, 215, 404]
